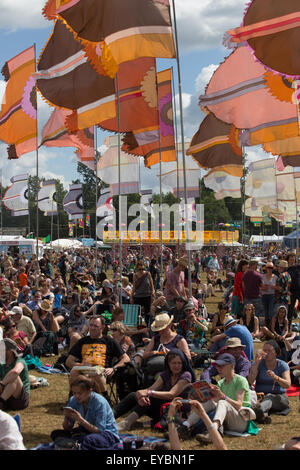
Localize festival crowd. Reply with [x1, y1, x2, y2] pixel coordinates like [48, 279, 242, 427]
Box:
[0, 244, 299, 451]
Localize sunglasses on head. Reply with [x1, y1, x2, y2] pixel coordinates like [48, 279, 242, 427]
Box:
[110, 328, 118, 332]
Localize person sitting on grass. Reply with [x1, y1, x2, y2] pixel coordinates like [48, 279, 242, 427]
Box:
[114, 349, 193, 431]
[248, 340, 291, 424]
[176, 302, 208, 355]
[0, 338, 30, 412]
[195, 353, 255, 444]
[51, 375, 120, 450]
[66, 315, 130, 404]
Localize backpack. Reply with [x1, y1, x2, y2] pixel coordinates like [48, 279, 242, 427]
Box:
[153, 402, 184, 431]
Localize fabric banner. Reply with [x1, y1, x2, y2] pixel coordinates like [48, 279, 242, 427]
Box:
[199, 45, 298, 147]
[36, 20, 116, 132]
[2, 174, 29, 216]
[0, 46, 37, 159]
[41, 107, 95, 170]
[43, 0, 176, 78]
[63, 183, 84, 219]
[96, 135, 140, 195]
[187, 113, 242, 170]
[37, 179, 57, 216]
[204, 168, 242, 200]
[122, 68, 176, 167]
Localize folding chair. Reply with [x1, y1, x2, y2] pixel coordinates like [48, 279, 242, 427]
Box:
[122, 304, 141, 327]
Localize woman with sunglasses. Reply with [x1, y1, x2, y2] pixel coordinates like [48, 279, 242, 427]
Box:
[2, 317, 29, 354]
[239, 304, 261, 341]
[109, 321, 135, 356]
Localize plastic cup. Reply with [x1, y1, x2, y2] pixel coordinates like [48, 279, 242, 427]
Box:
[123, 439, 133, 450]
[135, 438, 144, 449]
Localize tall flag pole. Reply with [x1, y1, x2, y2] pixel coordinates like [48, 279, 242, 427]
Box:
[171, 0, 192, 301]
[33, 43, 40, 277]
[116, 73, 123, 305]
[171, 66, 181, 258]
[94, 125, 99, 285]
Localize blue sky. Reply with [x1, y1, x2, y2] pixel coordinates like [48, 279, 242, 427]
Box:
[0, 0, 263, 193]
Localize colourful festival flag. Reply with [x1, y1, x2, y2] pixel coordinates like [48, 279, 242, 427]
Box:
[41, 107, 95, 170]
[36, 20, 116, 132]
[0, 46, 37, 159]
[43, 0, 176, 78]
[85, 214, 90, 227]
[122, 68, 176, 167]
[186, 113, 242, 170]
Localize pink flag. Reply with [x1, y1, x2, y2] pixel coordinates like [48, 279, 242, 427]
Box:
[41, 107, 95, 170]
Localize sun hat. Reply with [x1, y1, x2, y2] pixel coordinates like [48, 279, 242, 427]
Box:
[3, 338, 23, 358]
[224, 316, 237, 329]
[226, 337, 246, 349]
[178, 256, 188, 267]
[40, 299, 52, 312]
[151, 313, 174, 332]
[278, 260, 288, 268]
[212, 353, 236, 366]
[9, 306, 23, 316]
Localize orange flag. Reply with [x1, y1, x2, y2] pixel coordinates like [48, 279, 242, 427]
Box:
[0, 46, 37, 159]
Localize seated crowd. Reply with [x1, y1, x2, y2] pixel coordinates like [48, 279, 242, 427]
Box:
[0, 247, 299, 451]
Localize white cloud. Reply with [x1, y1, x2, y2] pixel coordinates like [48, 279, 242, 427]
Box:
[195, 64, 219, 93]
[0, 0, 48, 31]
[174, 0, 246, 52]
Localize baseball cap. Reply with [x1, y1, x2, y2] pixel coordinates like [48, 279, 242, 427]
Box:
[212, 353, 236, 366]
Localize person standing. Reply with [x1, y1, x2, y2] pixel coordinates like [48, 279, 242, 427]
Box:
[287, 253, 300, 323]
[164, 257, 188, 309]
[242, 260, 263, 319]
[261, 262, 277, 328]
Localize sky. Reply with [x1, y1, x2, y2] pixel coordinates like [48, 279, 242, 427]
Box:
[0, 0, 266, 193]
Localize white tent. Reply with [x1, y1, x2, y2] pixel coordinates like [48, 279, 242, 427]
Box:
[250, 234, 284, 244]
[46, 239, 83, 251]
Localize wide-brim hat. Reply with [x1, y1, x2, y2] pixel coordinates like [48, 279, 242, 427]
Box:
[151, 313, 174, 332]
[224, 316, 237, 329]
[178, 256, 188, 267]
[226, 337, 246, 349]
[278, 260, 288, 268]
[40, 299, 52, 312]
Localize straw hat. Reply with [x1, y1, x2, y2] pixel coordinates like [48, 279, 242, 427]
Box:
[226, 337, 246, 349]
[278, 260, 288, 268]
[40, 299, 52, 312]
[224, 316, 237, 329]
[151, 313, 174, 332]
[178, 256, 188, 267]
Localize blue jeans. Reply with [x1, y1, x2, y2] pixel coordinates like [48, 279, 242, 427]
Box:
[261, 294, 275, 327]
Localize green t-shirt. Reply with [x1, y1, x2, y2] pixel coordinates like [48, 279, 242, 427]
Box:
[0, 358, 30, 396]
[218, 374, 250, 407]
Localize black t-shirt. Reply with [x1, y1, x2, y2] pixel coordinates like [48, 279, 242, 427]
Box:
[68, 335, 124, 368]
[288, 265, 300, 295]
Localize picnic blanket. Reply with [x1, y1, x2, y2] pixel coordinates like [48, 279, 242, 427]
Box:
[31, 434, 167, 451]
[118, 433, 167, 450]
[286, 385, 300, 397]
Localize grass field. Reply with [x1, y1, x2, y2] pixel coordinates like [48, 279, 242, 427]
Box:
[11, 279, 300, 451]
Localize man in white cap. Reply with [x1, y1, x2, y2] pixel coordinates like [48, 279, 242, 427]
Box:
[201, 337, 251, 383]
[9, 306, 36, 344]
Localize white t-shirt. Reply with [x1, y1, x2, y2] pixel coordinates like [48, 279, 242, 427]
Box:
[0, 411, 26, 450]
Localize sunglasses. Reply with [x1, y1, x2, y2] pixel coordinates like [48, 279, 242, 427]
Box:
[110, 328, 118, 332]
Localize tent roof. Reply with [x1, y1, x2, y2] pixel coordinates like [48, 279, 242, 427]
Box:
[283, 228, 300, 239]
